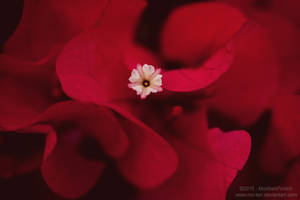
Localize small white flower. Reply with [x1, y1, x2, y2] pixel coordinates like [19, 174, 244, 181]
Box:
[128, 64, 163, 99]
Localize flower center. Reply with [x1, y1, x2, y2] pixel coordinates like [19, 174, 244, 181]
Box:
[142, 80, 150, 87]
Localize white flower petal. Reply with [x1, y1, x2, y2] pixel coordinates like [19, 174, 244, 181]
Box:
[151, 85, 163, 92]
[129, 69, 142, 83]
[142, 64, 155, 79]
[129, 83, 144, 95]
[152, 74, 162, 86]
[137, 64, 145, 79]
[133, 85, 144, 95]
[140, 87, 152, 99]
[149, 87, 158, 93]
